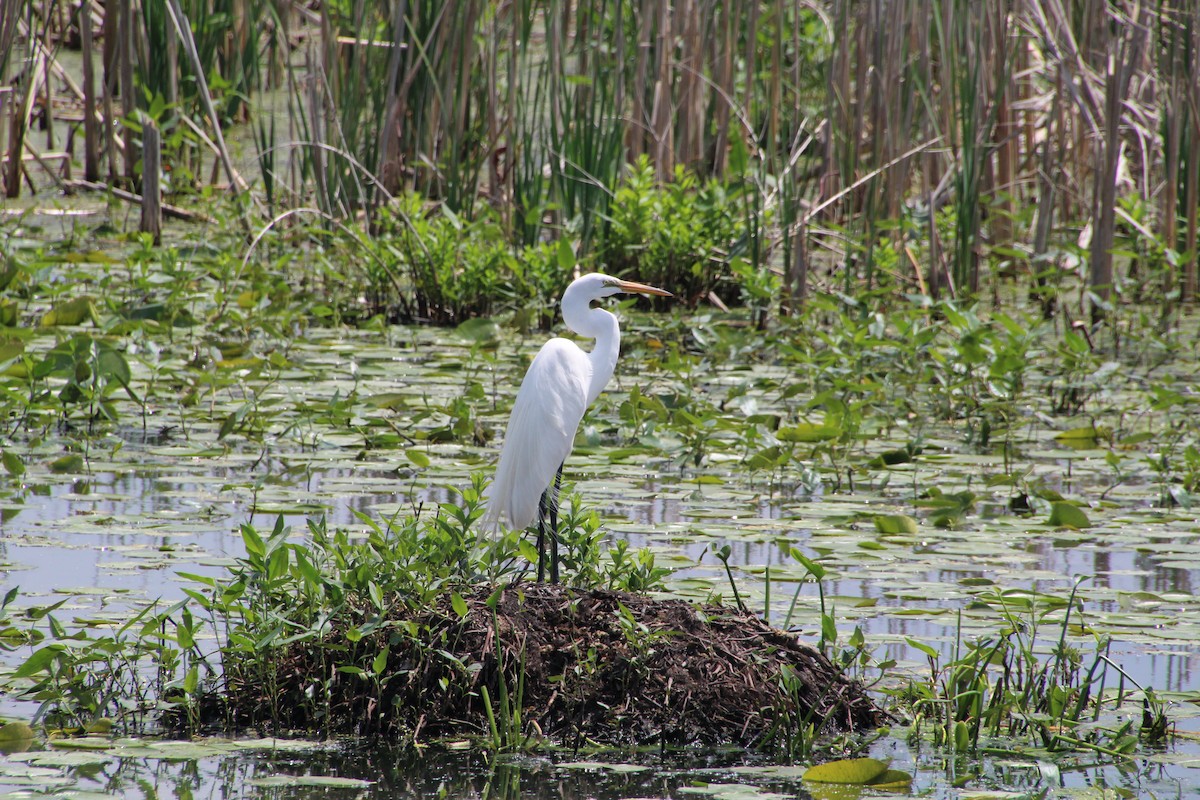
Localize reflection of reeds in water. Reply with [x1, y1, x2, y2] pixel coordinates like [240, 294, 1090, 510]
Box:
[2, 2, 1200, 308]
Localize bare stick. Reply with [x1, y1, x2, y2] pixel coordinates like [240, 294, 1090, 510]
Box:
[141, 120, 162, 244]
[66, 179, 212, 223]
[80, 0, 99, 181]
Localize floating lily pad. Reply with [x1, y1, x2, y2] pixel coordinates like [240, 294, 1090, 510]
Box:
[803, 757, 889, 784]
[248, 775, 373, 788]
[678, 783, 792, 800]
[557, 761, 652, 773]
[0, 721, 35, 753]
[1047, 502, 1091, 529]
[874, 514, 918, 534]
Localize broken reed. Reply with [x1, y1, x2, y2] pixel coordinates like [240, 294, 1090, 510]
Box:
[2, 1, 1200, 310]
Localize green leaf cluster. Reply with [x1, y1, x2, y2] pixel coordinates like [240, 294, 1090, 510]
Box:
[600, 155, 755, 307]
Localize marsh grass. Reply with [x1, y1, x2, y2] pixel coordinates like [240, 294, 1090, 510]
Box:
[0, 485, 888, 749]
[894, 583, 1173, 757]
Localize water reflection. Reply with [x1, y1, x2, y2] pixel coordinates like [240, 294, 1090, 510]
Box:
[1, 737, 1193, 800]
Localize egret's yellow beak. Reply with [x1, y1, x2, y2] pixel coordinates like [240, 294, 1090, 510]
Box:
[616, 280, 673, 298]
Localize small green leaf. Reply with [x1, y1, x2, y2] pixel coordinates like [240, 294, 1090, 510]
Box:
[1054, 425, 1109, 442]
[96, 347, 132, 385]
[820, 613, 837, 644]
[791, 550, 826, 580]
[40, 296, 96, 326]
[450, 592, 469, 619]
[2, 450, 25, 477]
[517, 538, 539, 565]
[0, 721, 36, 753]
[406, 448, 431, 468]
[0, 340, 25, 363]
[241, 525, 265, 559]
[954, 719, 972, 750]
[11, 645, 65, 679]
[368, 581, 385, 610]
[372, 647, 389, 675]
[867, 448, 915, 467]
[218, 406, 245, 439]
[267, 547, 289, 581]
[49, 454, 84, 473]
[182, 665, 199, 694]
[778, 422, 840, 443]
[556, 237, 575, 270]
[905, 637, 939, 659]
[176, 620, 195, 649]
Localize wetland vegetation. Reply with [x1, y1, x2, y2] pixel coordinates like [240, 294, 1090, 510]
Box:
[1, 0, 1200, 797]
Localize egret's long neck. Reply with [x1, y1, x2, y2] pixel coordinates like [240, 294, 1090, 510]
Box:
[562, 295, 620, 406]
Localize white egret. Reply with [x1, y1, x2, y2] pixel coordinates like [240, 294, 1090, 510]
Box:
[483, 272, 672, 582]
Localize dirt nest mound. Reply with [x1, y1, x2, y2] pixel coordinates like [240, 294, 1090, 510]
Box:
[221, 583, 887, 746]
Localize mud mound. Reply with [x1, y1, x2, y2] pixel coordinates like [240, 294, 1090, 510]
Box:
[219, 583, 886, 746]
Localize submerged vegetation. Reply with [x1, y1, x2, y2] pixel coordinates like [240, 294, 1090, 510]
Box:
[1, 0, 1199, 796]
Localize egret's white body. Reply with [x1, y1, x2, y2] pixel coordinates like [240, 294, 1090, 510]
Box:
[483, 273, 671, 581]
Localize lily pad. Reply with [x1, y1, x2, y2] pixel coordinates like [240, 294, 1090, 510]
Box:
[248, 775, 373, 788]
[40, 296, 97, 327]
[557, 761, 652, 774]
[678, 783, 792, 800]
[800, 757, 913, 791]
[873, 514, 919, 534]
[0, 721, 36, 753]
[802, 757, 889, 784]
[1047, 502, 1091, 529]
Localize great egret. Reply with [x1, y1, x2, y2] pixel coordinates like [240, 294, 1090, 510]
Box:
[483, 272, 672, 582]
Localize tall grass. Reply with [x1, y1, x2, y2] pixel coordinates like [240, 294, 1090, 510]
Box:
[4, 1, 1200, 318]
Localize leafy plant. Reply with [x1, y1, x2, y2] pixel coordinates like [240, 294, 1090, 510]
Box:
[599, 156, 759, 307]
[898, 584, 1152, 758]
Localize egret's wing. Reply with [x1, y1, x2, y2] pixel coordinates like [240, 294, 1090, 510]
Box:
[483, 339, 591, 532]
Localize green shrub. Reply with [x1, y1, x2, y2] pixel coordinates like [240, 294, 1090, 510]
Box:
[378, 196, 515, 324]
[600, 155, 757, 307]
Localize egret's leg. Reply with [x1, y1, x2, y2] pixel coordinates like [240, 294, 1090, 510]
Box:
[536, 488, 550, 583]
[549, 464, 564, 584]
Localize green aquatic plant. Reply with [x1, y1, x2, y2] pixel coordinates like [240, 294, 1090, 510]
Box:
[599, 156, 756, 307]
[897, 582, 1158, 758]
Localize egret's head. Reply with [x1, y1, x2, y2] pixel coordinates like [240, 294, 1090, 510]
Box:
[580, 272, 673, 300]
